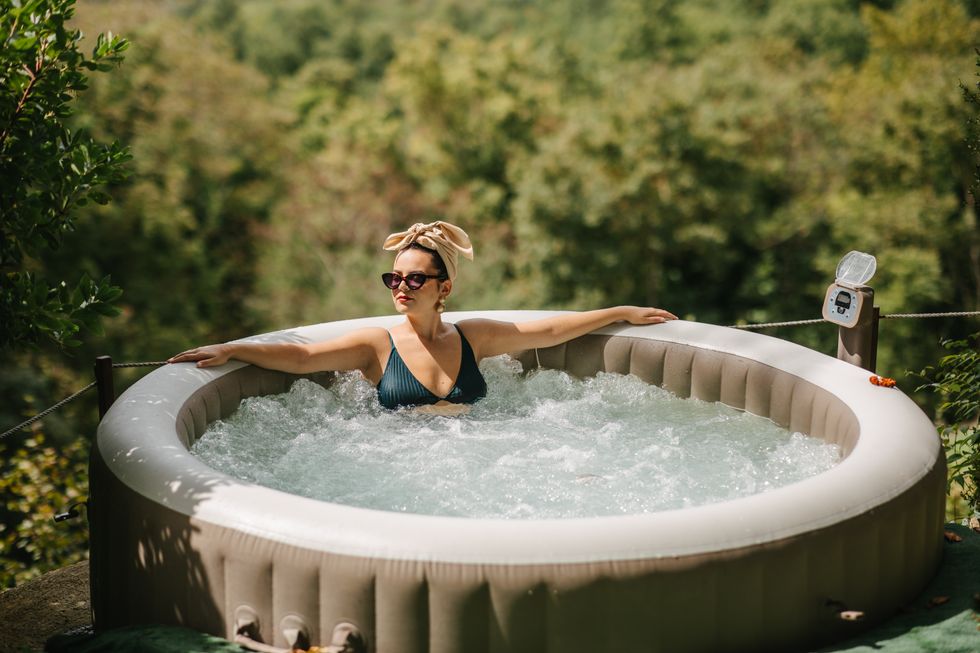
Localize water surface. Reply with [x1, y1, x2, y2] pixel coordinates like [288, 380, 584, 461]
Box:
[192, 357, 840, 519]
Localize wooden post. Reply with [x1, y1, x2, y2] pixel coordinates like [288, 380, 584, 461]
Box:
[869, 306, 880, 374]
[836, 288, 878, 371]
[90, 355, 114, 631]
[94, 355, 114, 419]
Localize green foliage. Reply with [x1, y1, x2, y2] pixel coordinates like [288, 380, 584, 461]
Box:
[0, 432, 89, 588]
[963, 50, 980, 195]
[0, 0, 130, 350]
[917, 335, 980, 517]
[60, 3, 291, 354]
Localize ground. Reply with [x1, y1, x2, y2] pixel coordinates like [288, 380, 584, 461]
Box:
[0, 561, 89, 653]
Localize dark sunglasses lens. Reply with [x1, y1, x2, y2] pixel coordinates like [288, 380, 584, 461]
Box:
[381, 273, 400, 289]
[405, 274, 427, 289]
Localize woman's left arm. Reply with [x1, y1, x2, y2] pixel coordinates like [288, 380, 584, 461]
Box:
[459, 306, 677, 359]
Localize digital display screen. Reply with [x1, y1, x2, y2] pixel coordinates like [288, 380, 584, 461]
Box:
[834, 291, 852, 310]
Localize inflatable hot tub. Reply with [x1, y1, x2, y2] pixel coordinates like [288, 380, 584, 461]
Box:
[90, 311, 945, 653]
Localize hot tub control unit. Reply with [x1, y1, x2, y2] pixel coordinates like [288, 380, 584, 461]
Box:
[822, 251, 876, 328]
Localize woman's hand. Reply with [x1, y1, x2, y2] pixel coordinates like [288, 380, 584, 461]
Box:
[167, 344, 235, 368]
[618, 306, 678, 325]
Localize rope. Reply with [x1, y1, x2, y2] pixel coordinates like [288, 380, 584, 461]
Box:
[1, 382, 96, 441]
[727, 310, 980, 330]
[880, 311, 980, 319]
[727, 318, 828, 330]
[0, 361, 166, 441]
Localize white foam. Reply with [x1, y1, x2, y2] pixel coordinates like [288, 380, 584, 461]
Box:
[191, 356, 841, 519]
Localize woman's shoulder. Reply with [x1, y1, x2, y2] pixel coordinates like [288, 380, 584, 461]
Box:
[453, 318, 496, 338]
[452, 318, 516, 355]
[454, 317, 513, 334]
[351, 326, 391, 344]
[314, 325, 390, 351]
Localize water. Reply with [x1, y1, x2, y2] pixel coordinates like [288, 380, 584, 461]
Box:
[191, 356, 841, 519]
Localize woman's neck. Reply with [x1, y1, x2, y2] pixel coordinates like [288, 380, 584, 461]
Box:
[403, 312, 446, 342]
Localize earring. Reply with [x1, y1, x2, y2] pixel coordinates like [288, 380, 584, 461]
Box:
[436, 297, 446, 313]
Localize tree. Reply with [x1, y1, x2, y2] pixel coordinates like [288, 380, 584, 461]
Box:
[0, 0, 129, 350]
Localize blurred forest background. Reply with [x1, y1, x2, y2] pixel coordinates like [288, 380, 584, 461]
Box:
[2, 0, 979, 586]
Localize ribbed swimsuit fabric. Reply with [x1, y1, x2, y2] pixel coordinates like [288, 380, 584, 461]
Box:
[377, 325, 487, 409]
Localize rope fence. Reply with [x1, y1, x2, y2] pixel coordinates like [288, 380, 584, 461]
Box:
[727, 310, 980, 330]
[3, 309, 980, 441]
[0, 361, 166, 441]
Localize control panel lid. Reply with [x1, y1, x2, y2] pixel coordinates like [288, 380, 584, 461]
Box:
[835, 251, 876, 288]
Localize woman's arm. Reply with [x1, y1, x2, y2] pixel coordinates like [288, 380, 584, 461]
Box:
[167, 328, 386, 375]
[459, 306, 677, 360]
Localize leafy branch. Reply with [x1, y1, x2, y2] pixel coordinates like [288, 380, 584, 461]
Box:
[0, 0, 130, 350]
[917, 337, 980, 516]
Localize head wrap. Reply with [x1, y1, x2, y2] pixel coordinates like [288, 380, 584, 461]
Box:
[382, 221, 474, 281]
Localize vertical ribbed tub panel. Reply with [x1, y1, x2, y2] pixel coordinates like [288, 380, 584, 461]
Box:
[237, 370, 263, 409]
[176, 409, 194, 448]
[535, 343, 568, 373]
[201, 385, 222, 428]
[488, 576, 547, 653]
[428, 574, 490, 653]
[842, 518, 881, 615]
[627, 339, 666, 386]
[919, 462, 947, 590]
[789, 381, 817, 435]
[806, 388, 833, 443]
[216, 372, 245, 420]
[662, 346, 695, 398]
[690, 349, 723, 403]
[375, 560, 429, 653]
[713, 549, 766, 651]
[646, 562, 720, 653]
[190, 398, 208, 443]
[719, 354, 750, 411]
[224, 557, 273, 643]
[543, 572, 603, 653]
[744, 362, 776, 419]
[600, 335, 634, 375]
[768, 372, 794, 429]
[601, 566, 659, 652]
[195, 550, 225, 636]
[272, 562, 320, 648]
[319, 557, 375, 651]
[563, 336, 609, 379]
[760, 539, 810, 651]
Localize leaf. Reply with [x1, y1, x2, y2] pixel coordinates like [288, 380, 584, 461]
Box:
[91, 301, 120, 317]
[11, 36, 39, 51]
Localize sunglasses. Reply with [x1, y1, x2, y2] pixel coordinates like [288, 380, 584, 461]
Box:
[381, 272, 446, 290]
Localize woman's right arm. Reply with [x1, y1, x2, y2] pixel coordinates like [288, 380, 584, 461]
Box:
[167, 328, 385, 376]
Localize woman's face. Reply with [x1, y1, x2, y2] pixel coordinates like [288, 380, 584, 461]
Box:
[390, 248, 451, 315]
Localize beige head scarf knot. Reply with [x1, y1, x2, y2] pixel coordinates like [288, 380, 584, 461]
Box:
[382, 221, 474, 280]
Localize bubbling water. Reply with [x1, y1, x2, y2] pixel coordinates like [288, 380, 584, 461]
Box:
[191, 357, 841, 519]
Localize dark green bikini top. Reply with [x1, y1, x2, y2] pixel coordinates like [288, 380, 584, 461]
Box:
[377, 325, 487, 409]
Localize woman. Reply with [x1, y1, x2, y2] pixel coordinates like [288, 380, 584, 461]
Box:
[168, 221, 678, 409]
